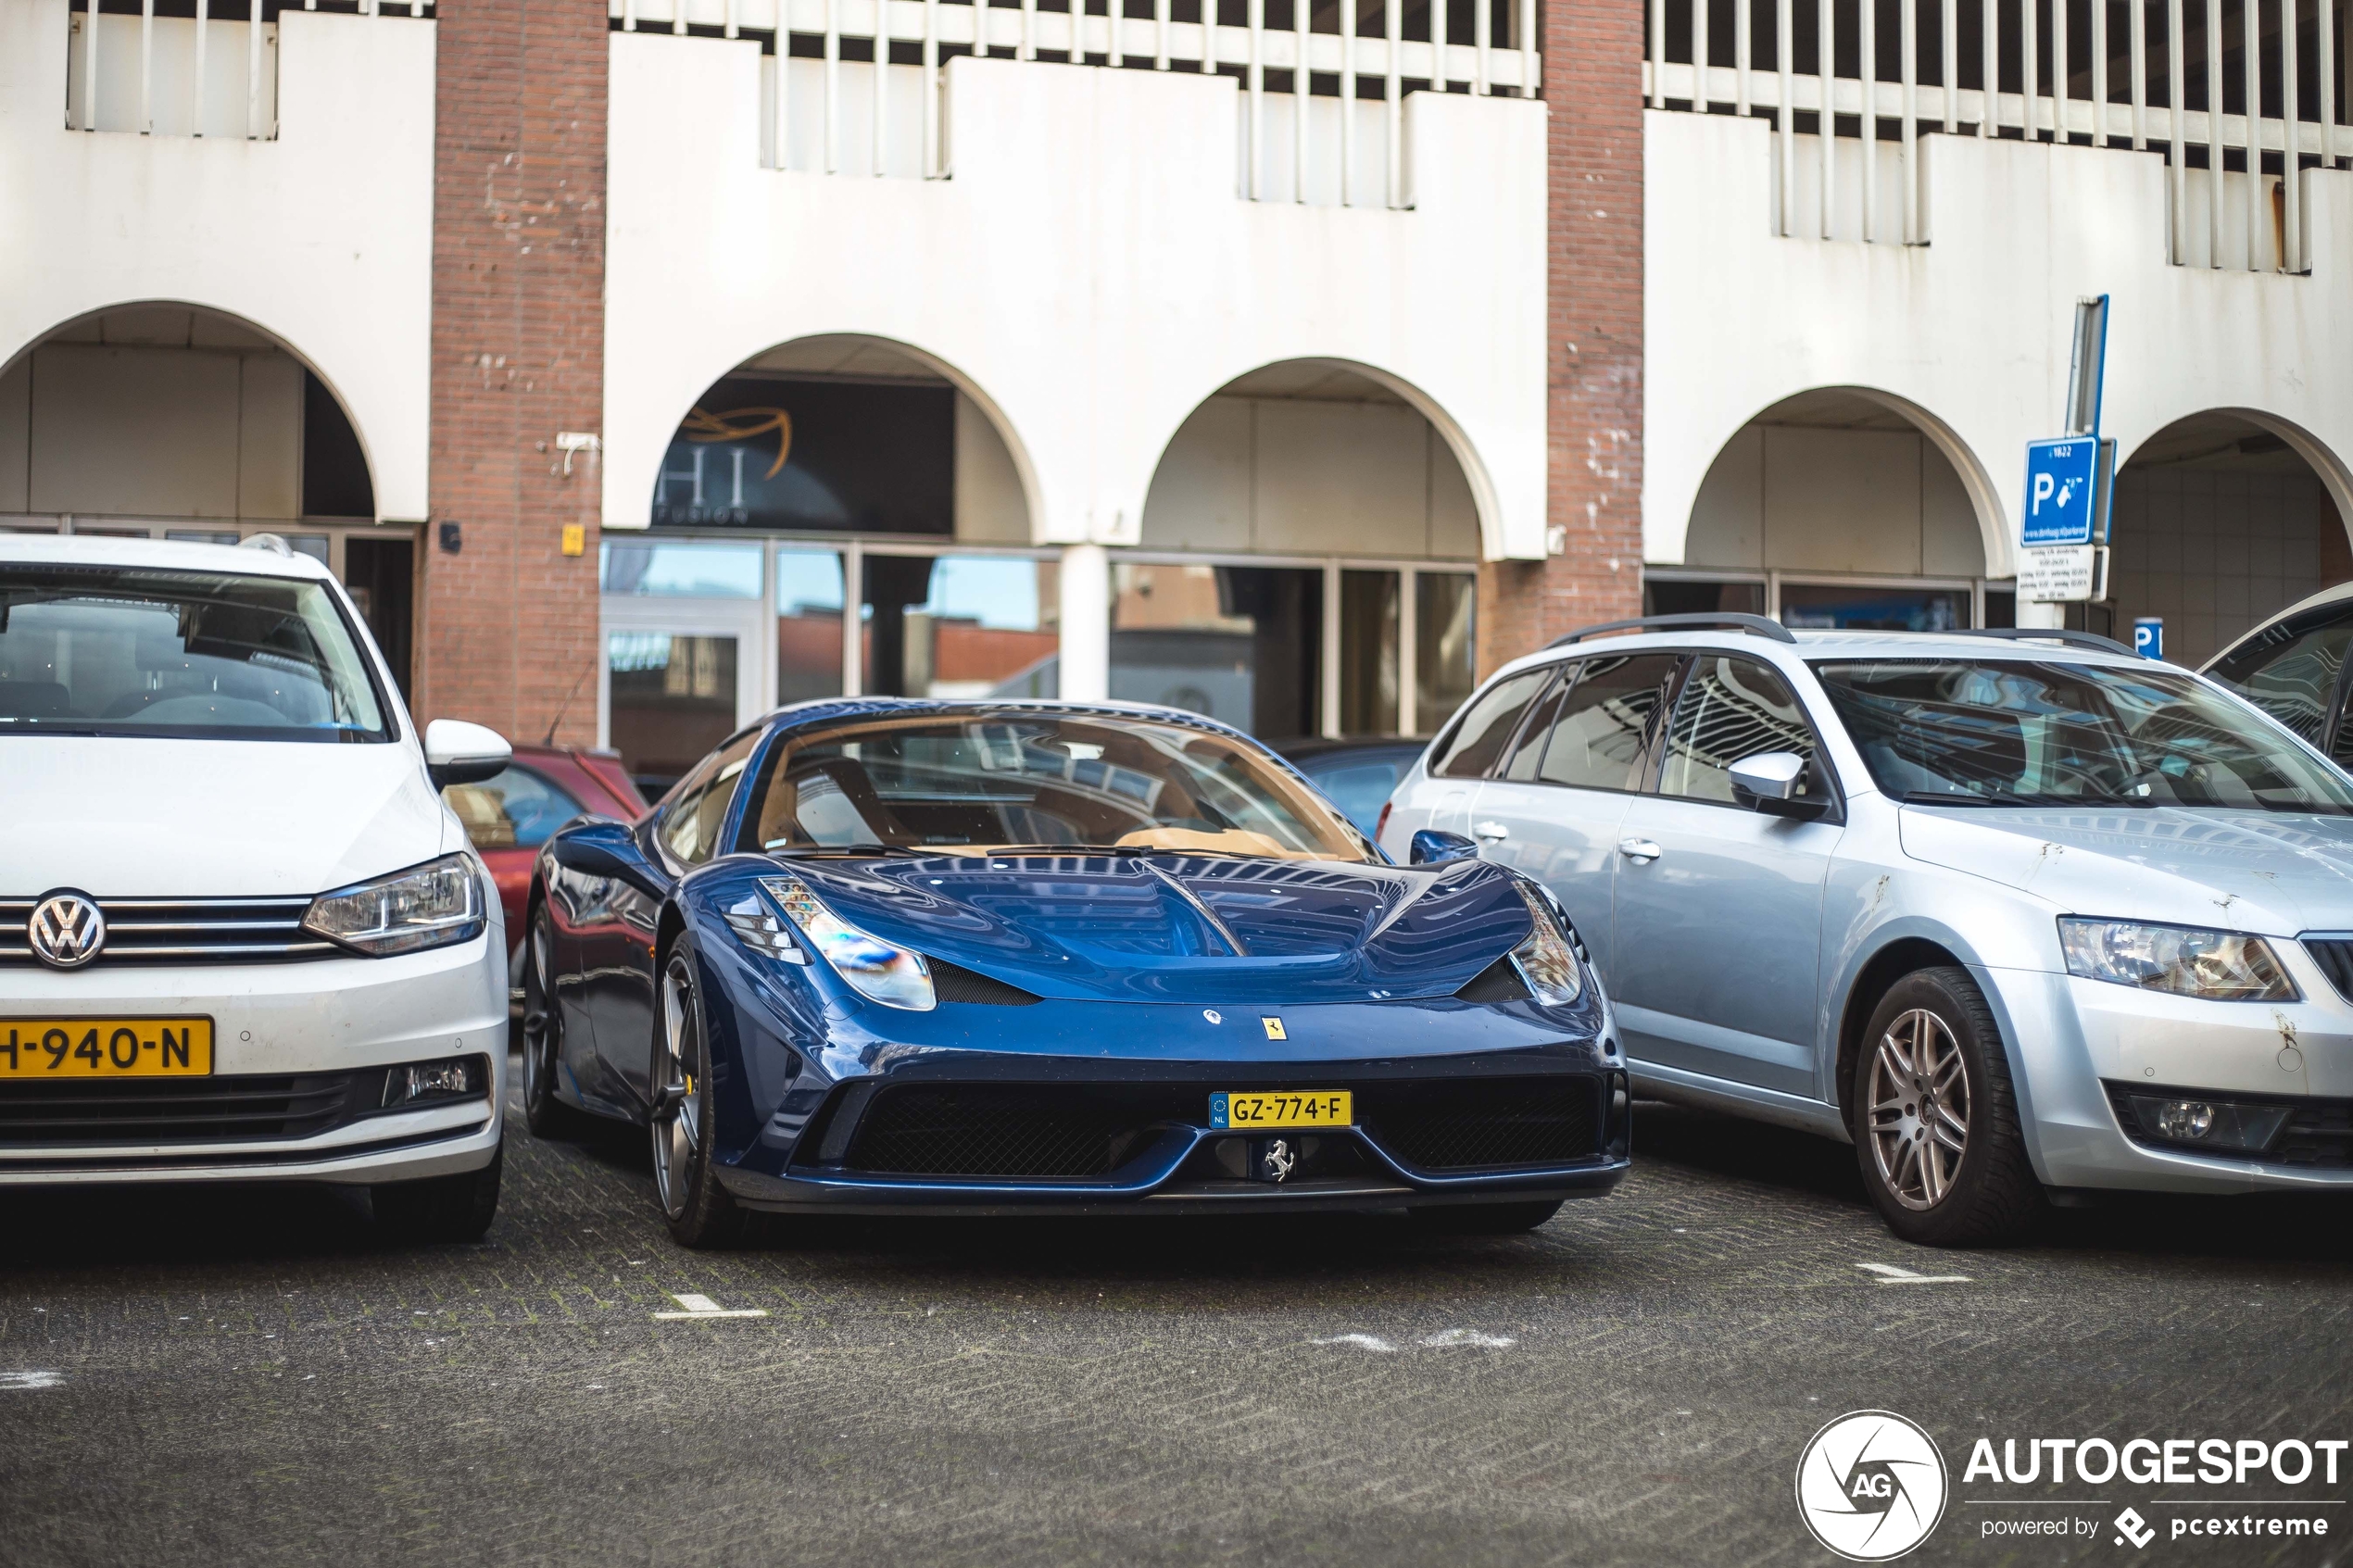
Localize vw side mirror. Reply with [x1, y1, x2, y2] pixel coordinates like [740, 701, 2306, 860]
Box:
[1729, 751, 1825, 818]
[1409, 828, 1481, 866]
[425, 718, 512, 790]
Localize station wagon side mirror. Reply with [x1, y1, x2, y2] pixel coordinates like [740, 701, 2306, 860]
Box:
[1728, 751, 1825, 818]
[1409, 828, 1481, 866]
[424, 718, 512, 790]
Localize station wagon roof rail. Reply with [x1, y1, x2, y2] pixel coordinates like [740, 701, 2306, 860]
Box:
[1944, 627, 2139, 658]
[1547, 613, 1797, 648]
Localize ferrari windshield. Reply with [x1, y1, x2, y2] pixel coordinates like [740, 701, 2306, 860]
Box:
[1812, 658, 2353, 814]
[737, 711, 1370, 860]
[0, 565, 388, 741]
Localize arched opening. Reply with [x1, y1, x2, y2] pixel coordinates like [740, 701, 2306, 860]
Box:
[1126, 359, 1483, 741]
[602, 333, 1044, 792]
[1655, 388, 2012, 632]
[0, 303, 409, 692]
[2095, 412, 2353, 666]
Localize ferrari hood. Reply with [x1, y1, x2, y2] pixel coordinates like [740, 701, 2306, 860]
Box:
[1898, 805, 2353, 935]
[775, 853, 1537, 1005]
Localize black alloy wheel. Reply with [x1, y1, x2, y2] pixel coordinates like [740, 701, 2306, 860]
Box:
[649, 938, 748, 1249]
[1850, 967, 2044, 1248]
[521, 905, 592, 1141]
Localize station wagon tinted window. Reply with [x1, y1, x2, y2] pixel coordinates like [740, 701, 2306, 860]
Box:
[0, 565, 387, 741]
[1429, 668, 1550, 779]
[1517, 653, 1680, 791]
[1659, 657, 1823, 804]
[1815, 659, 2353, 813]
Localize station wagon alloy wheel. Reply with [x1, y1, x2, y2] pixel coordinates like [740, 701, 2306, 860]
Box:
[1867, 1008, 1971, 1210]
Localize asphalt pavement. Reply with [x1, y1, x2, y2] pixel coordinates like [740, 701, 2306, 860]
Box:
[3, 1070, 2349, 1567]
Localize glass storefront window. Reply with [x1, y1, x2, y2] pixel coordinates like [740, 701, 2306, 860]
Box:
[775, 547, 846, 705]
[608, 633, 740, 796]
[1338, 570, 1401, 735]
[1779, 583, 1969, 631]
[1415, 571, 1477, 737]
[601, 541, 762, 598]
[862, 554, 1061, 699]
[1110, 563, 1321, 737]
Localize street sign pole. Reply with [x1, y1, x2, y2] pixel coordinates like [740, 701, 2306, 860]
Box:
[2020, 296, 2112, 608]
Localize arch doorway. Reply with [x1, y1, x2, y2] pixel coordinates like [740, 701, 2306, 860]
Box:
[600, 334, 1045, 793]
[1652, 388, 2013, 632]
[2095, 413, 2353, 666]
[1126, 359, 1483, 741]
[0, 303, 409, 690]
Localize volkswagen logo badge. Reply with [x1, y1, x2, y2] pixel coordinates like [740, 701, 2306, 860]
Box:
[27, 892, 106, 970]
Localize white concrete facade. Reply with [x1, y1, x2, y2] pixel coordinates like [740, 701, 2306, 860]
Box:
[600, 35, 1550, 568]
[0, 1, 436, 523]
[1645, 109, 2353, 593]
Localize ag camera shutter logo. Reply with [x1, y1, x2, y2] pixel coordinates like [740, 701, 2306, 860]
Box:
[1795, 1410, 1950, 1561]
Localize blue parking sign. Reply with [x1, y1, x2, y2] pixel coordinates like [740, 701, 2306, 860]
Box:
[2022, 438, 2101, 546]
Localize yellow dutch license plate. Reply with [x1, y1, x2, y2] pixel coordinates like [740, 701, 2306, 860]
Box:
[0, 1019, 214, 1078]
[1210, 1089, 1353, 1130]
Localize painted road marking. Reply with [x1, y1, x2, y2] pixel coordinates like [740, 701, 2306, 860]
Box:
[653, 1291, 768, 1321]
[1419, 1329, 1515, 1348]
[1856, 1261, 1972, 1285]
[1311, 1333, 1398, 1351]
[0, 1371, 62, 1389]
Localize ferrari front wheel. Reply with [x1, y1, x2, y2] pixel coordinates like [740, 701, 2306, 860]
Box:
[650, 940, 747, 1249]
[521, 906, 593, 1141]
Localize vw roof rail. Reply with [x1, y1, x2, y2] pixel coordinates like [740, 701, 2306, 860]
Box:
[1548, 612, 1797, 648]
[1950, 627, 2137, 658]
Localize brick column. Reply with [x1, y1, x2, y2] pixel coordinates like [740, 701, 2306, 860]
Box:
[1478, 0, 1646, 677]
[418, 0, 608, 746]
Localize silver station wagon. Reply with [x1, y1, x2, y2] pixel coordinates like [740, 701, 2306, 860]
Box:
[1380, 614, 2353, 1246]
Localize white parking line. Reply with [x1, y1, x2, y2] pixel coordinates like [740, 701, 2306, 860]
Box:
[1856, 1262, 1972, 1285]
[0, 1371, 62, 1389]
[652, 1292, 769, 1321]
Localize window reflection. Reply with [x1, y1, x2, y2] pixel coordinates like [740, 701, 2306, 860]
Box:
[601, 541, 763, 599]
[1110, 563, 1321, 737]
[775, 547, 846, 705]
[1416, 571, 1477, 734]
[862, 555, 1061, 699]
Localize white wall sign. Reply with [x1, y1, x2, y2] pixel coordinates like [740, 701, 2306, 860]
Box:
[2019, 544, 2108, 604]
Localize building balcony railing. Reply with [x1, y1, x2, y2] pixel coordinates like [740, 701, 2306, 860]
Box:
[63, 0, 433, 142]
[610, 0, 1540, 207]
[1644, 0, 2349, 270]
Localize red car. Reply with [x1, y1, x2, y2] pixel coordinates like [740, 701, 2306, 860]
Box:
[441, 744, 649, 986]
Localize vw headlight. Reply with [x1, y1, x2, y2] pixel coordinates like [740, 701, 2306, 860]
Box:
[1507, 882, 1584, 1006]
[2057, 918, 2296, 1001]
[761, 875, 935, 1010]
[303, 853, 485, 957]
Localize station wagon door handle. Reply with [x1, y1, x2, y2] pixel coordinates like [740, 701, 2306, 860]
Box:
[1618, 837, 1663, 863]
[1473, 821, 1510, 841]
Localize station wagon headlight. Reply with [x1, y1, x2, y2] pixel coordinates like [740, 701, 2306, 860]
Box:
[1507, 883, 1584, 1007]
[760, 875, 935, 1010]
[302, 854, 485, 957]
[2057, 919, 2296, 1002]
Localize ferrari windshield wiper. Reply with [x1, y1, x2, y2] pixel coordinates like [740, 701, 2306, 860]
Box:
[762, 842, 933, 859]
[976, 843, 1256, 859]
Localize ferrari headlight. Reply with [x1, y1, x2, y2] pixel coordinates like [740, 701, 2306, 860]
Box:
[761, 875, 935, 1010]
[302, 853, 485, 957]
[1507, 882, 1584, 1006]
[2057, 919, 2296, 1002]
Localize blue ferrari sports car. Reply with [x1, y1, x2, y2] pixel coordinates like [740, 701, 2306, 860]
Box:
[523, 699, 1629, 1247]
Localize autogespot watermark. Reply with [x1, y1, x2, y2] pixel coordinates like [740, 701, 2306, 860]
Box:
[1796, 1412, 2347, 1558]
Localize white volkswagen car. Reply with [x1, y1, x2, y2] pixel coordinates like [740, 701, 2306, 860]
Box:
[0, 534, 511, 1240]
